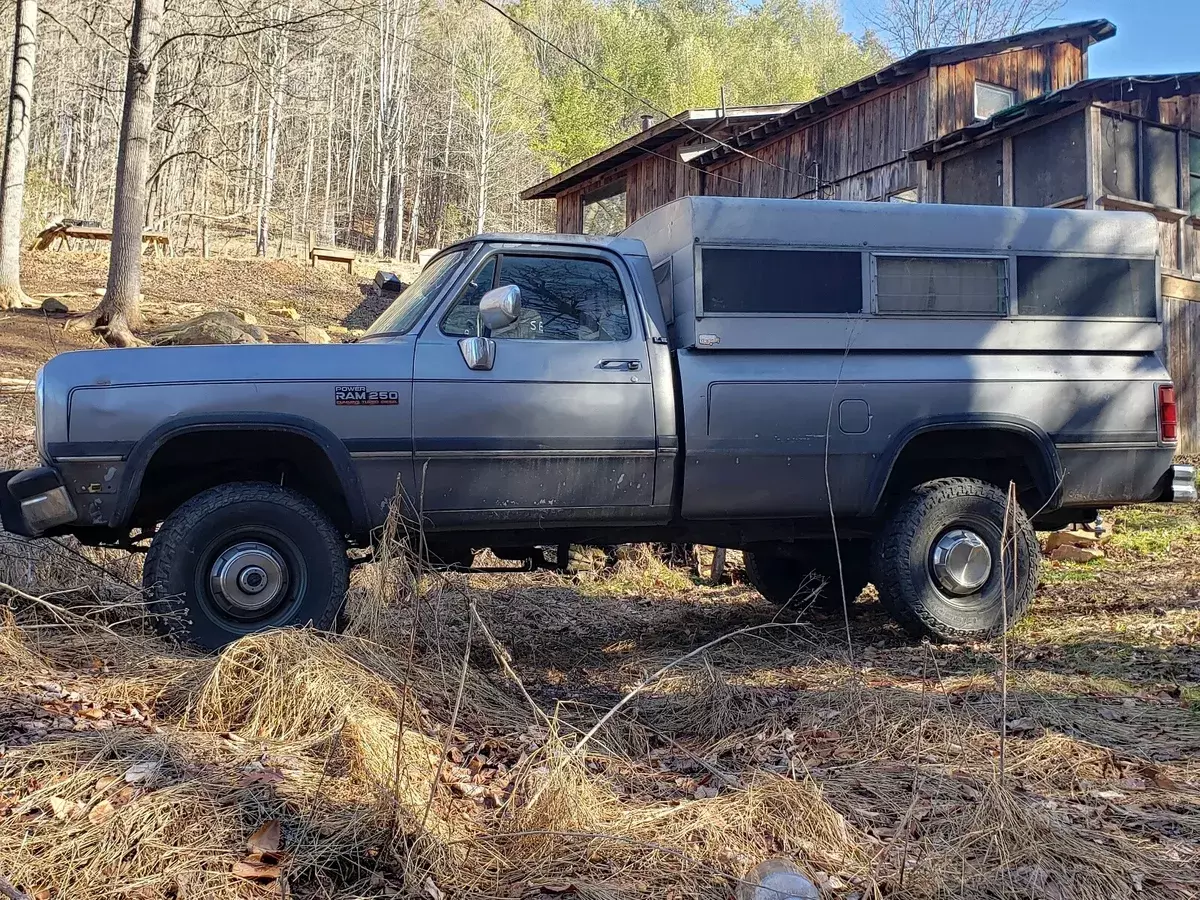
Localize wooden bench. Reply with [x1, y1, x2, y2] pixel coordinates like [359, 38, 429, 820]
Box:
[310, 246, 355, 273]
[31, 223, 171, 255]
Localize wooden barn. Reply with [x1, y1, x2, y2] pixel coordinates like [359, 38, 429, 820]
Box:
[522, 18, 1200, 450]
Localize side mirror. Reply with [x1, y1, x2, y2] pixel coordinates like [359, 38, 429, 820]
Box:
[478, 284, 521, 334]
[458, 336, 496, 371]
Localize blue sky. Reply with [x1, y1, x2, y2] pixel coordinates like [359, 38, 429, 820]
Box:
[841, 1, 1200, 77]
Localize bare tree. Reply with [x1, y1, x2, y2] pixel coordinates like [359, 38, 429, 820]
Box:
[0, 0, 37, 310]
[860, 0, 1065, 55]
[71, 0, 165, 346]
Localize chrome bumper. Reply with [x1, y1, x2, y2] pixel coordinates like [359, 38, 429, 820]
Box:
[1167, 464, 1197, 503]
[1, 467, 79, 536]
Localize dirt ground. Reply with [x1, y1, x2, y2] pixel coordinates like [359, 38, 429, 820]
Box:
[0, 253, 1198, 900]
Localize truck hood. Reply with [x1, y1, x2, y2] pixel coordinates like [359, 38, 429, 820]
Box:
[38, 340, 415, 449]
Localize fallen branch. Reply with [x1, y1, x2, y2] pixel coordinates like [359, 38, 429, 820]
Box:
[0, 873, 32, 900]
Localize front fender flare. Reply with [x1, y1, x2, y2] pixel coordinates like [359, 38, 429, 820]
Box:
[111, 412, 372, 536]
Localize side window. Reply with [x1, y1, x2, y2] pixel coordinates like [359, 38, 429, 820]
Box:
[441, 257, 497, 337]
[701, 248, 863, 314]
[494, 255, 631, 341]
[1016, 256, 1157, 318]
[875, 256, 1007, 315]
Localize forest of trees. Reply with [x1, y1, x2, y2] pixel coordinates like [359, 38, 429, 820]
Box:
[0, 0, 894, 265]
[0, 0, 1064, 335]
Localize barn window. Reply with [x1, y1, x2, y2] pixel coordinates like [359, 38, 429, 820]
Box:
[1189, 134, 1200, 216]
[700, 248, 863, 314]
[874, 256, 1007, 315]
[1101, 113, 1181, 210]
[1016, 256, 1157, 319]
[582, 179, 627, 235]
[974, 82, 1015, 121]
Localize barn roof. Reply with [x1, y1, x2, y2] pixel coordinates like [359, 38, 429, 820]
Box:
[909, 72, 1200, 160]
[520, 105, 794, 200]
[691, 19, 1115, 168]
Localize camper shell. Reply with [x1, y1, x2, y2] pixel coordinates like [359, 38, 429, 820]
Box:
[625, 195, 1161, 353]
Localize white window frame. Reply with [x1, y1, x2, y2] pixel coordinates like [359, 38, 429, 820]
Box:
[870, 252, 1011, 317]
[974, 81, 1016, 122]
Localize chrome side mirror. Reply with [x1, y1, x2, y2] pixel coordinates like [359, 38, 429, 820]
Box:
[478, 284, 521, 333]
[458, 336, 496, 371]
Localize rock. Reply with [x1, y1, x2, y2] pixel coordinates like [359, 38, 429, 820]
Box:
[231, 309, 258, 326]
[1043, 529, 1107, 553]
[40, 297, 69, 314]
[291, 325, 332, 344]
[374, 270, 405, 293]
[1049, 544, 1104, 563]
[149, 310, 269, 346]
[271, 305, 301, 321]
[326, 324, 350, 335]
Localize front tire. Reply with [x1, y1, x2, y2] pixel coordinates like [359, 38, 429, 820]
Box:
[143, 482, 349, 651]
[872, 477, 1039, 643]
[744, 543, 870, 610]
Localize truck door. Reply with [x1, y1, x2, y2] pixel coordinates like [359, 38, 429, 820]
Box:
[411, 248, 658, 526]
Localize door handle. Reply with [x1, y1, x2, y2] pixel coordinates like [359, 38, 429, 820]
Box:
[597, 359, 640, 371]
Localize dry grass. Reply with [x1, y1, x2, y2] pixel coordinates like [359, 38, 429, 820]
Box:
[1, 503, 1199, 898]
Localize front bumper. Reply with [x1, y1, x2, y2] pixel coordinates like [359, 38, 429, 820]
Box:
[1164, 464, 1197, 503]
[0, 467, 79, 537]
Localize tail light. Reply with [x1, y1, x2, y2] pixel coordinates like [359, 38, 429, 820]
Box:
[1159, 384, 1178, 442]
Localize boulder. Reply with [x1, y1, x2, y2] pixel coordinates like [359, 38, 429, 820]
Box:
[271, 305, 301, 321]
[230, 309, 258, 326]
[149, 310, 269, 346]
[290, 324, 332, 344]
[41, 297, 69, 314]
[1049, 544, 1104, 563]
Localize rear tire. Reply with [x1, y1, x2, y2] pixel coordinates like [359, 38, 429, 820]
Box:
[744, 543, 870, 610]
[872, 477, 1039, 643]
[143, 482, 349, 651]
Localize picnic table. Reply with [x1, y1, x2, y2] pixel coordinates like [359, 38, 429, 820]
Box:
[31, 222, 171, 255]
[310, 245, 355, 273]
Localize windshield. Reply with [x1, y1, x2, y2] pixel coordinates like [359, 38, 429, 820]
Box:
[364, 249, 467, 336]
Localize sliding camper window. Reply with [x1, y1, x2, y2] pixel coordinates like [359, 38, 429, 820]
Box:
[700, 247, 863, 314]
[1016, 256, 1157, 319]
[874, 255, 1007, 315]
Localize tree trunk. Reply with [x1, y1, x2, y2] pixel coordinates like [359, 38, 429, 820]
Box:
[0, 0, 38, 310]
[74, 0, 164, 346]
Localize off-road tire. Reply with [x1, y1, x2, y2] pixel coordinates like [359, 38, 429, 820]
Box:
[744, 543, 870, 611]
[872, 477, 1039, 643]
[143, 482, 349, 651]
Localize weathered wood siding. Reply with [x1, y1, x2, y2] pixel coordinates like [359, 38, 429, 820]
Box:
[1164, 296, 1200, 453]
[932, 42, 1084, 135]
[705, 76, 929, 201]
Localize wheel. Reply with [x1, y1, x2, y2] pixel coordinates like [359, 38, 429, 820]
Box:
[143, 482, 349, 651]
[871, 477, 1039, 643]
[744, 542, 870, 610]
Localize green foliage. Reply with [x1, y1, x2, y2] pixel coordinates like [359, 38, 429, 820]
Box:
[514, 0, 891, 173]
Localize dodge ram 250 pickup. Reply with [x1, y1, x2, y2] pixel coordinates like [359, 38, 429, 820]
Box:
[3, 197, 1193, 649]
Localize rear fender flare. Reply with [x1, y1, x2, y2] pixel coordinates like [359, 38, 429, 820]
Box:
[863, 415, 1063, 516]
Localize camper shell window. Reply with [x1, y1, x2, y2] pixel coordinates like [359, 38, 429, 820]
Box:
[873, 255, 1007, 315]
[700, 247, 863, 315]
[1016, 256, 1157, 319]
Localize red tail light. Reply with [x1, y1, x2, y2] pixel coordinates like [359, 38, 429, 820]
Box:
[1159, 384, 1178, 441]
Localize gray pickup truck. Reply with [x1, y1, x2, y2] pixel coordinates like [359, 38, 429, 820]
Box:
[2, 197, 1193, 649]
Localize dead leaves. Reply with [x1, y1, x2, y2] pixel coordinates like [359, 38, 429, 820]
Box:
[233, 819, 285, 883]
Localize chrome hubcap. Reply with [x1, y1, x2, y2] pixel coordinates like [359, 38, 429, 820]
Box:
[931, 528, 992, 595]
[209, 541, 288, 614]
